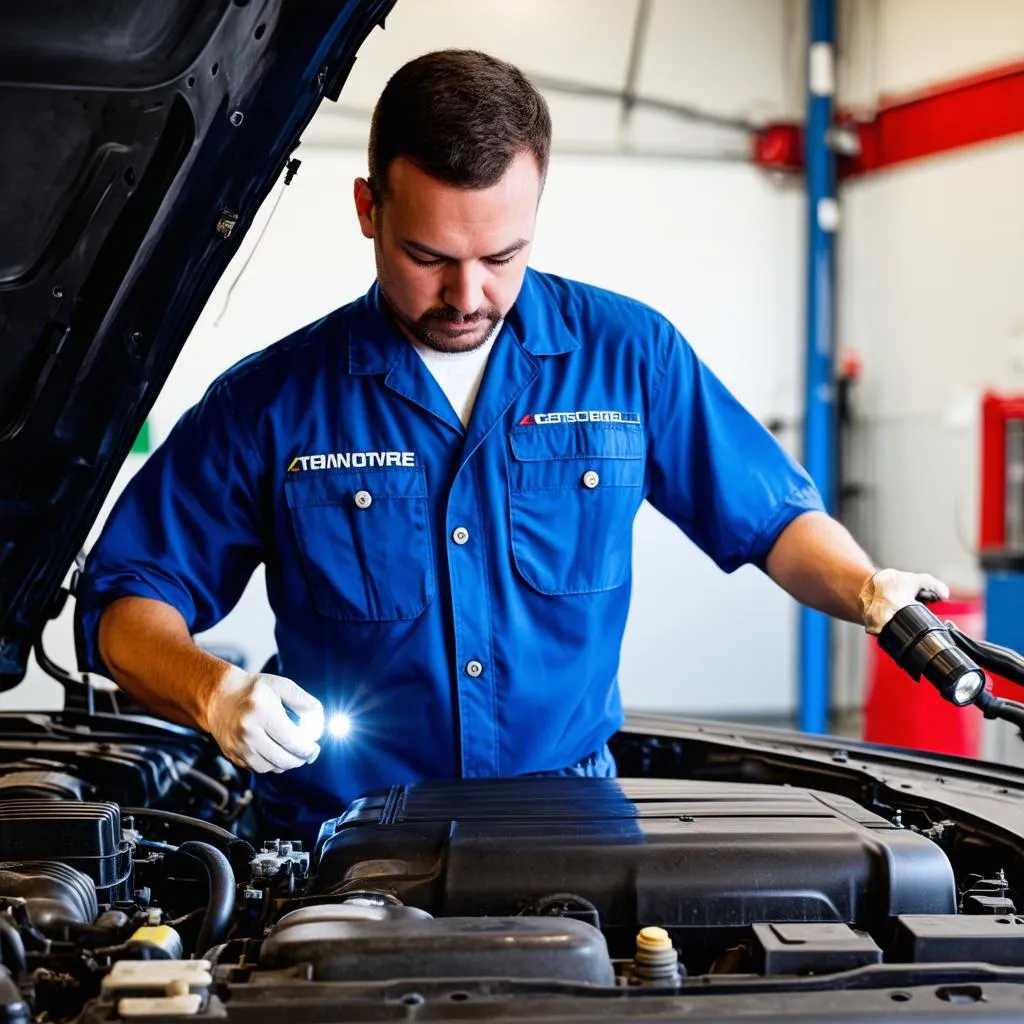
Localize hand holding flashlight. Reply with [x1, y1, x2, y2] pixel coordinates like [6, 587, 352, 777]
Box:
[204, 666, 324, 773]
[858, 568, 950, 635]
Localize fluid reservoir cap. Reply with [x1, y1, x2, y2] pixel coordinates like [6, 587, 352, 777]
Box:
[637, 926, 672, 951]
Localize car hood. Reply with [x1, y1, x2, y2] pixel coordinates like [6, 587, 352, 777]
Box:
[0, 0, 396, 688]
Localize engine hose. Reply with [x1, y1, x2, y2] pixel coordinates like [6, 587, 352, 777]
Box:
[177, 842, 236, 956]
[0, 915, 27, 978]
[180, 767, 232, 812]
[121, 808, 239, 846]
[136, 839, 179, 854]
[120, 807, 254, 874]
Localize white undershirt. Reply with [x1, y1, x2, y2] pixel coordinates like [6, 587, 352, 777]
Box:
[411, 321, 502, 427]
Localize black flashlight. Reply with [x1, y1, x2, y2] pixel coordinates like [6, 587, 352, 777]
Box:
[878, 603, 986, 706]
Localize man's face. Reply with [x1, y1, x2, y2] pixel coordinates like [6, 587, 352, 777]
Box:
[354, 151, 542, 353]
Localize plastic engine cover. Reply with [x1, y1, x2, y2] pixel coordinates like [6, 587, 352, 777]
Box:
[0, 799, 131, 903]
[312, 778, 956, 955]
[0, 862, 97, 927]
[260, 904, 616, 984]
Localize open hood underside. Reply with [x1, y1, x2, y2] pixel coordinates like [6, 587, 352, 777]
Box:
[0, 0, 394, 686]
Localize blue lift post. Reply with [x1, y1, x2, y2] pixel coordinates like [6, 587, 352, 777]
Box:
[799, 0, 838, 734]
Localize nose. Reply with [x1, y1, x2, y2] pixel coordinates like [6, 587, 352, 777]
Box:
[442, 262, 486, 317]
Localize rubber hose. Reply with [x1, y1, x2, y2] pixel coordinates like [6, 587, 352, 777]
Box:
[120, 807, 254, 875]
[0, 916, 27, 978]
[180, 767, 232, 812]
[120, 808, 242, 847]
[177, 842, 236, 956]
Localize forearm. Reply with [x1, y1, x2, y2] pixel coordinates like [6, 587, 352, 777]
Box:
[97, 596, 230, 732]
[764, 511, 876, 624]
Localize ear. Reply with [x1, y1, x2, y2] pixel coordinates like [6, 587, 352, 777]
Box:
[353, 177, 376, 239]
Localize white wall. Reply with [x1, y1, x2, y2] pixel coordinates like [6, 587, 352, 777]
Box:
[839, 0, 1024, 109]
[308, 0, 805, 157]
[838, 139, 1024, 585]
[3, 0, 812, 718]
[836, 0, 1024, 587]
[832, 0, 1024, 728]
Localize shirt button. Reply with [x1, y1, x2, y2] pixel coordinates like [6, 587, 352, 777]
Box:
[466, 660, 484, 678]
[353, 490, 373, 509]
[452, 526, 470, 545]
[582, 470, 600, 489]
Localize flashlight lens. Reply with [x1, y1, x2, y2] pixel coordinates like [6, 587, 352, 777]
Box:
[953, 670, 985, 706]
[328, 713, 353, 739]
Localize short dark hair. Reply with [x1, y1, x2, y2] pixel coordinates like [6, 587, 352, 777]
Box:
[368, 49, 551, 200]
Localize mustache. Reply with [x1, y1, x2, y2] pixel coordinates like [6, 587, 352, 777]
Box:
[419, 306, 501, 325]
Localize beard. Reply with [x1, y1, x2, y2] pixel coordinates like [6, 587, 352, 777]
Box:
[379, 282, 503, 354]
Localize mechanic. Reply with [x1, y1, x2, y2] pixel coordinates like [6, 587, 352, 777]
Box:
[75, 49, 947, 835]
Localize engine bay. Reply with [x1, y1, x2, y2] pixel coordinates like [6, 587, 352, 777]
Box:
[1, 710, 1024, 1023]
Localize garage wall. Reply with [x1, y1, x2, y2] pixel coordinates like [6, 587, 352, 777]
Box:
[829, 0, 1024, 716]
[838, 0, 1024, 108]
[835, 0, 1024, 587]
[5, 0, 814, 718]
[306, 0, 805, 156]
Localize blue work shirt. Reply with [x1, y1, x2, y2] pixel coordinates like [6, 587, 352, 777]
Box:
[76, 269, 823, 810]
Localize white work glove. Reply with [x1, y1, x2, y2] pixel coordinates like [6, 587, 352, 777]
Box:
[204, 666, 324, 773]
[858, 568, 950, 636]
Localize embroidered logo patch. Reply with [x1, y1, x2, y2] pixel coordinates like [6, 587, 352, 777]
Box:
[287, 451, 416, 472]
[518, 410, 641, 426]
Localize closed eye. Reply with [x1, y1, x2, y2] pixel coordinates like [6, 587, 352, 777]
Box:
[407, 252, 446, 268]
[402, 238, 528, 268]
[408, 252, 519, 268]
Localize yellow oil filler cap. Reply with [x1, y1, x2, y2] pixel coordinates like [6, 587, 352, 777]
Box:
[636, 926, 673, 951]
[634, 926, 682, 985]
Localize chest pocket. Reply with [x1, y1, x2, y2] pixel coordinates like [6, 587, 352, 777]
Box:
[284, 467, 435, 622]
[507, 423, 646, 596]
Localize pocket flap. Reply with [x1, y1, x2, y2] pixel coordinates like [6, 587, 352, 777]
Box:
[509, 423, 645, 463]
[285, 466, 426, 508]
[283, 465, 433, 622]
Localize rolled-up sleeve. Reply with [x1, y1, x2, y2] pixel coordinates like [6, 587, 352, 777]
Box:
[645, 320, 824, 573]
[74, 378, 265, 675]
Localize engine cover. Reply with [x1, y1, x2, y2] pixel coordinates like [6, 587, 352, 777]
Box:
[260, 905, 616, 985]
[0, 799, 132, 903]
[311, 777, 956, 958]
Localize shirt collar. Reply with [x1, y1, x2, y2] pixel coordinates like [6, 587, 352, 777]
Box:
[346, 283, 407, 376]
[506, 268, 582, 357]
[346, 268, 581, 376]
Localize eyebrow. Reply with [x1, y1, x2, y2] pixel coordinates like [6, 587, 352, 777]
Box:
[402, 238, 529, 261]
